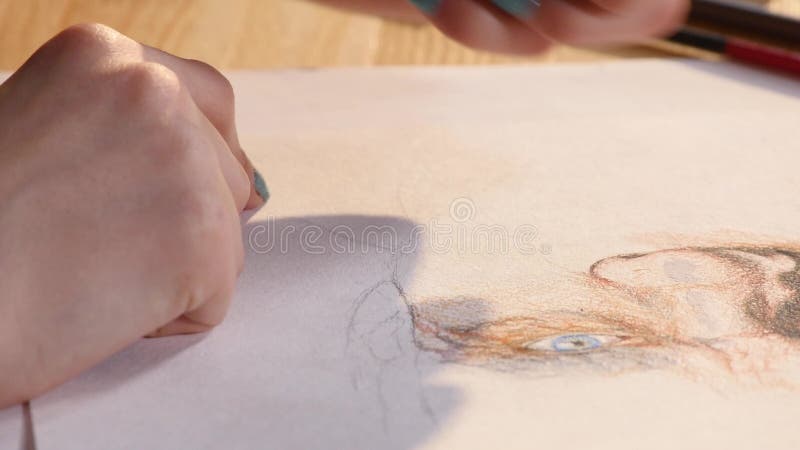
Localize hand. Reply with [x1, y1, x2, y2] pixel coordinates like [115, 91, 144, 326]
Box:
[0, 24, 266, 406]
[318, 0, 690, 54]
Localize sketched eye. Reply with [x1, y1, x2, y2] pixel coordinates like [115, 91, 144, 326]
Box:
[524, 334, 620, 353]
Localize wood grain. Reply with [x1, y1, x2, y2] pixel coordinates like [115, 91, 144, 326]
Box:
[0, 0, 797, 70]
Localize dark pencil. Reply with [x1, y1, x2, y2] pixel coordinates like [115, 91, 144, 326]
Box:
[667, 27, 800, 77]
[689, 0, 800, 46]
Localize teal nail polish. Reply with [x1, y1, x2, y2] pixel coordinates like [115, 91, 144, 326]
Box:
[492, 0, 540, 18]
[253, 169, 269, 203]
[409, 0, 442, 15]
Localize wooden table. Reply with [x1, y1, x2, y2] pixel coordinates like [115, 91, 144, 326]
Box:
[0, 0, 798, 70]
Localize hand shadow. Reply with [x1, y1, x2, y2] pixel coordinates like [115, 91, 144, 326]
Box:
[33, 215, 467, 450]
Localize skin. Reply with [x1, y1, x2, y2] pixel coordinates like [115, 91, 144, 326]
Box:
[0, 24, 263, 407]
[313, 0, 691, 54]
[0, 1, 689, 406]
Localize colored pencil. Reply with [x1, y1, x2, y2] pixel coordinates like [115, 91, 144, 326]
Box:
[689, 0, 800, 46]
[668, 27, 800, 77]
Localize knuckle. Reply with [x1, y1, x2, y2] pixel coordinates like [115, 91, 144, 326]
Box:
[187, 59, 236, 111]
[118, 62, 183, 105]
[46, 23, 132, 62]
[112, 62, 187, 123]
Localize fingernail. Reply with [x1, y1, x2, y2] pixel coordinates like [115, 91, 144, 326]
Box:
[492, 0, 541, 18]
[253, 169, 270, 203]
[409, 0, 442, 15]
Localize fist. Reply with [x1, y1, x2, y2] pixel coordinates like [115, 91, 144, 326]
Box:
[0, 24, 265, 406]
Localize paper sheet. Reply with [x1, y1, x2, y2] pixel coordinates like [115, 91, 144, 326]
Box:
[29, 60, 800, 449]
[0, 405, 27, 450]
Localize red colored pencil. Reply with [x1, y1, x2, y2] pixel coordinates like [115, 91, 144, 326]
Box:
[668, 27, 800, 77]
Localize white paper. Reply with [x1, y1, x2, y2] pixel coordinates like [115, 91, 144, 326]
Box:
[0, 405, 26, 450]
[31, 60, 800, 449]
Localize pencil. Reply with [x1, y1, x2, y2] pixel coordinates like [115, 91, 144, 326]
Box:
[689, 0, 800, 46]
[667, 27, 800, 77]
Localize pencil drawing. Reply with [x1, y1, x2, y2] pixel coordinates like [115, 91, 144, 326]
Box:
[408, 246, 800, 385]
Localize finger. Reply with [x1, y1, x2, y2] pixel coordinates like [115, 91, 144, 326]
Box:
[177, 168, 244, 331]
[148, 169, 245, 338]
[142, 46, 266, 210]
[531, 0, 689, 45]
[148, 283, 235, 337]
[146, 316, 214, 337]
[414, 0, 551, 54]
[146, 283, 235, 337]
[193, 110, 252, 212]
